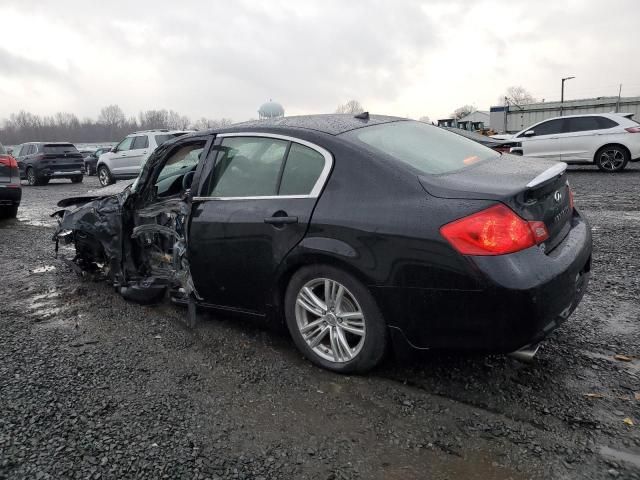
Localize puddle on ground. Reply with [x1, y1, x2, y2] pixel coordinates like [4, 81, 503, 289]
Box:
[32, 265, 56, 273]
[599, 445, 640, 469]
[582, 350, 640, 375]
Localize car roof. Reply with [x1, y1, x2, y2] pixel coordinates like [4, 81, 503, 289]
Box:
[216, 113, 407, 136]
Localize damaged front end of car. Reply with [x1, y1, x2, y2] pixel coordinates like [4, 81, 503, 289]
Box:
[52, 176, 200, 310]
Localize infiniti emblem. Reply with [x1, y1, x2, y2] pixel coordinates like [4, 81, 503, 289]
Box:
[554, 191, 562, 203]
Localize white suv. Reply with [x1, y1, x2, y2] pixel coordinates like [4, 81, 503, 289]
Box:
[97, 129, 191, 186]
[511, 113, 640, 172]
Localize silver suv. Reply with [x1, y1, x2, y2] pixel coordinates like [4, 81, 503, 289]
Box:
[97, 129, 191, 186]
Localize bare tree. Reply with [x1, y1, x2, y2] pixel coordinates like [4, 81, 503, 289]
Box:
[98, 105, 126, 129]
[192, 117, 234, 130]
[418, 115, 431, 124]
[336, 100, 364, 114]
[450, 105, 475, 120]
[501, 86, 537, 106]
[167, 110, 191, 130]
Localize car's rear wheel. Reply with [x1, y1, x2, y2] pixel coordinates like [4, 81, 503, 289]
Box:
[85, 163, 94, 176]
[285, 265, 387, 374]
[71, 175, 83, 184]
[0, 205, 18, 219]
[26, 167, 46, 186]
[595, 145, 629, 172]
[97, 165, 115, 187]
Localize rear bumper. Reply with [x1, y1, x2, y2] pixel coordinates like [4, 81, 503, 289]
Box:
[39, 168, 84, 178]
[0, 185, 22, 206]
[376, 210, 592, 353]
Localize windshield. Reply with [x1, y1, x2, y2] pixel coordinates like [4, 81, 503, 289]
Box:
[43, 144, 78, 154]
[342, 121, 499, 175]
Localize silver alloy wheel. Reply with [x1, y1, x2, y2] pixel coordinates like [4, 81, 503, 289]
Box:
[27, 169, 35, 185]
[599, 148, 625, 171]
[295, 278, 366, 363]
[98, 167, 109, 186]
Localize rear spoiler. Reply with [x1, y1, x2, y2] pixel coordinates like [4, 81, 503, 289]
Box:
[526, 163, 567, 189]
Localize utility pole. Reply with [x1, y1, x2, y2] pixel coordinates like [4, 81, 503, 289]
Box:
[560, 76, 575, 116]
[616, 84, 622, 113]
[503, 96, 508, 134]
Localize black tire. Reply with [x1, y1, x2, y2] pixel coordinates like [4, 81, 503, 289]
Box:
[85, 164, 94, 176]
[595, 145, 629, 172]
[0, 205, 18, 219]
[284, 265, 387, 374]
[97, 165, 115, 187]
[71, 175, 83, 184]
[26, 167, 45, 186]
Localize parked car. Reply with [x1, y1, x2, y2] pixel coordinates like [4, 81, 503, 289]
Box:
[53, 114, 592, 373]
[509, 113, 640, 172]
[82, 146, 113, 176]
[97, 130, 191, 187]
[13, 142, 84, 186]
[0, 141, 21, 218]
[444, 127, 521, 153]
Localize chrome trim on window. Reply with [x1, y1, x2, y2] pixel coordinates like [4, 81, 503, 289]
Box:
[193, 132, 333, 201]
[526, 162, 567, 189]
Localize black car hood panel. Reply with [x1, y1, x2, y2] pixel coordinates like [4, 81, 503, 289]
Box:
[419, 154, 560, 200]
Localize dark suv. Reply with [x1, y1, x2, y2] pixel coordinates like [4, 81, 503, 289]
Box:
[14, 142, 84, 186]
[0, 141, 21, 218]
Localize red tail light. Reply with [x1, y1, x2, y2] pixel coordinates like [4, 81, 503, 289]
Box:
[440, 204, 548, 256]
[625, 127, 640, 133]
[0, 155, 18, 168]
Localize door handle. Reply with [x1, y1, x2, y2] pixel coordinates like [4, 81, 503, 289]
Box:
[264, 216, 298, 225]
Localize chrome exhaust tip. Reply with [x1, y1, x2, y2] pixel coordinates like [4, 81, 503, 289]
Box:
[508, 343, 540, 363]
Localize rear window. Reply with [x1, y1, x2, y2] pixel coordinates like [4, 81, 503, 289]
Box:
[155, 133, 185, 146]
[0, 143, 5, 154]
[342, 121, 498, 175]
[43, 144, 78, 154]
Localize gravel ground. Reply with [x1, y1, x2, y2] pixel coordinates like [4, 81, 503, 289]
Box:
[1, 165, 639, 480]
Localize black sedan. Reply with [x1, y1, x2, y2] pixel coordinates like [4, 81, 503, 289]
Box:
[53, 114, 592, 373]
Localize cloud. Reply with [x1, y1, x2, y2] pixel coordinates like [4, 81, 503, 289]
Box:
[0, 0, 639, 122]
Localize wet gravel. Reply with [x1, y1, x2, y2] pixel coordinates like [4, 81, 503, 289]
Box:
[1, 165, 639, 479]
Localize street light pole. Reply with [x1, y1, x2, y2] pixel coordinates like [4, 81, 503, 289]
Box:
[560, 76, 575, 116]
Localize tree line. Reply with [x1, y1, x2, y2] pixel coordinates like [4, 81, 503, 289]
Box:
[0, 104, 234, 145]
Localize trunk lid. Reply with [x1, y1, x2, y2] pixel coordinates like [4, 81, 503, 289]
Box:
[419, 154, 572, 252]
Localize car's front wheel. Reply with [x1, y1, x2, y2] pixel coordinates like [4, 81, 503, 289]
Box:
[97, 165, 115, 187]
[595, 145, 629, 172]
[85, 163, 94, 176]
[285, 265, 387, 374]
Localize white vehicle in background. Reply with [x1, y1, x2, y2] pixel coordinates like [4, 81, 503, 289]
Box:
[97, 129, 192, 186]
[510, 113, 640, 172]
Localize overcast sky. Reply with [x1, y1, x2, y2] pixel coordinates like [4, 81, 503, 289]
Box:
[1, 0, 639, 123]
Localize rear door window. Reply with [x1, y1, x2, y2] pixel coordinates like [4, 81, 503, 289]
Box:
[341, 121, 498, 175]
[279, 143, 326, 195]
[209, 137, 288, 197]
